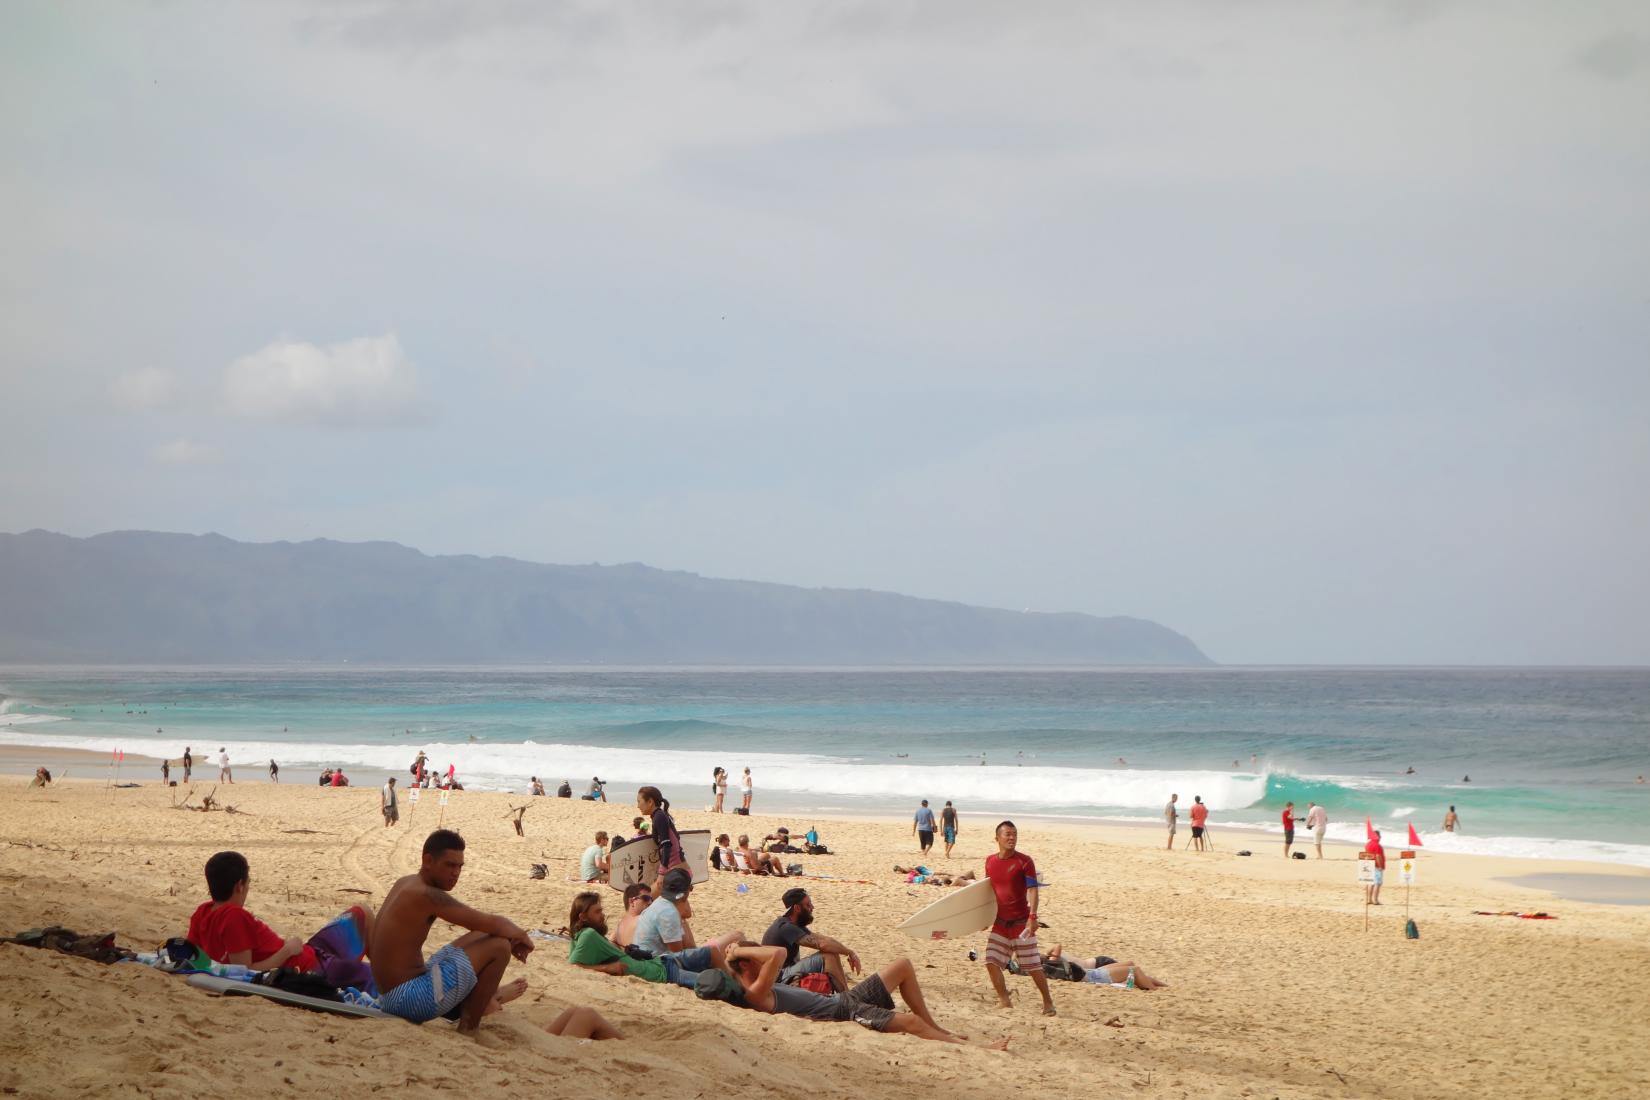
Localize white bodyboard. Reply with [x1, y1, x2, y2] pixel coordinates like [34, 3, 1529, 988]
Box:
[607, 829, 712, 890]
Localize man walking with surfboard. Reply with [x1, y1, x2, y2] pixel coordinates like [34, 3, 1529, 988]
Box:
[984, 820, 1056, 1016]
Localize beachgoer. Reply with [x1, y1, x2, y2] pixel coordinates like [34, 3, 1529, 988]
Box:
[268, 759, 279, 783]
[190, 850, 373, 989]
[540, 1004, 622, 1041]
[804, 825, 824, 854]
[741, 767, 753, 811]
[1405, 766, 1416, 775]
[1305, 800, 1329, 858]
[632, 816, 649, 837]
[941, 801, 959, 858]
[709, 943, 1001, 1048]
[913, 800, 937, 855]
[1189, 796, 1209, 852]
[984, 820, 1055, 1016]
[613, 883, 651, 947]
[713, 767, 727, 813]
[629, 868, 740, 985]
[382, 776, 399, 827]
[1282, 801, 1298, 858]
[1043, 944, 1169, 989]
[1364, 829, 1386, 905]
[762, 886, 861, 992]
[331, 768, 348, 787]
[637, 785, 686, 891]
[530, 776, 545, 797]
[1443, 805, 1459, 833]
[736, 834, 786, 875]
[1462, 775, 1471, 783]
[1638, 775, 1646, 785]
[218, 748, 233, 784]
[557, 779, 572, 798]
[182, 746, 192, 784]
[713, 833, 740, 872]
[566, 890, 725, 988]
[1164, 793, 1178, 850]
[369, 829, 533, 1032]
[161, 759, 170, 784]
[319, 768, 334, 786]
[583, 776, 606, 802]
[410, 751, 427, 784]
[580, 831, 611, 882]
[32, 767, 52, 787]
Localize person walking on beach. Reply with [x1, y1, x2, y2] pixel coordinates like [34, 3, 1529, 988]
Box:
[370, 829, 533, 1032]
[382, 776, 399, 827]
[941, 800, 959, 858]
[269, 759, 279, 783]
[1189, 796, 1209, 852]
[1164, 793, 1178, 850]
[182, 747, 192, 784]
[741, 767, 753, 812]
[1364, 829, 1386, 905]
[218, 747, 233, 784]
[913, 800, 937, 855]
[1443, 805, 1460, 832]
[161, 758, 170, 784]
[1281, 801, 1297, 858]
[1305, 800, 1328, 858]
[638, 786, 686, 893]
[983, 820, 1055, 1016]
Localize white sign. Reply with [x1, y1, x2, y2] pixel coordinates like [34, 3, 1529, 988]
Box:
[1398, 858, 1416, 885]
[1357, 852, 1377, 884]
[439, 789, 450, 807]
[408, 787, 420, 805]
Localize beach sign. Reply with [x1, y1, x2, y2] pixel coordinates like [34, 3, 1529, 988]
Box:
[408, 787, 420, 805]
[1357, 851, 1377, 884]
[439, 789, 450, 807]
[1399, 853, 1416, 885]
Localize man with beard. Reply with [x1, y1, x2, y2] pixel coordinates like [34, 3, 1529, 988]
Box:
[565, 890, 727, 987]
[761, 887, 861, 992]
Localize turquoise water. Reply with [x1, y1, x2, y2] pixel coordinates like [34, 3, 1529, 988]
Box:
[3, 666, 1647, 866]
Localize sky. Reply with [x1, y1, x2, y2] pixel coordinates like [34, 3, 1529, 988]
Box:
[2, 1, 1647, 665]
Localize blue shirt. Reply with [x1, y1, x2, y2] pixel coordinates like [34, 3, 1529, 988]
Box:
[633, 897, 686, 955]
[914, 807, 937, 831]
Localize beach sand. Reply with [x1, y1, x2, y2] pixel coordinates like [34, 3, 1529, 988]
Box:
[2, 767, 1647, 1100]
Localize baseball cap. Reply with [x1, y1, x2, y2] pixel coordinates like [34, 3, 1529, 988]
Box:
[662, 867, 693, 900]
[781, 887, 809, 909]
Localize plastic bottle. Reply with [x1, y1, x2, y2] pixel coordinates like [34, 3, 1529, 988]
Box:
[211, 962, 253, 980]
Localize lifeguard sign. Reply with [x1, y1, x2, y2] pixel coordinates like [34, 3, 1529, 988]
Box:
[1357, 851, 1378, 884]
[1398, 851, 1417, 885]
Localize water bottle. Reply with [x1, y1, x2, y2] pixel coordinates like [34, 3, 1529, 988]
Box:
[736, 883, 749, 895]
[134, 951, 161, 966]
[212, 963, 253, 980]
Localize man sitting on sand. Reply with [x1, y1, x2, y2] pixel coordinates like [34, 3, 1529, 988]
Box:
[736, 834, 788, 875]
[612, 883, 652, 947]
[762, 887, 860, 992]
[631, 868, 743, 986]
[566, 890, 727, 987]
[700, 943, 1006, 1048]
[189, 850, 374, 990]
[580, 831, 611, 882]
[369, 829, 533, 1032]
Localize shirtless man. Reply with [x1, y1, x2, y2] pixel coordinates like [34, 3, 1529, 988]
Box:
[1442, 805, 1460, 832]
[370, 829, 532, 1032]
[613, 883, 652, 947]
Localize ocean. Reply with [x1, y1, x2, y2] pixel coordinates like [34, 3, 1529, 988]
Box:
[3, 666, 1647, 867]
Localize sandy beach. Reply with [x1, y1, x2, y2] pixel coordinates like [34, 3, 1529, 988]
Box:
[2, 768, 1647, 1100]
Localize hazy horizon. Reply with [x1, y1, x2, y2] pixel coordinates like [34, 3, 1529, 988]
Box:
[3, 2, 1647, 665]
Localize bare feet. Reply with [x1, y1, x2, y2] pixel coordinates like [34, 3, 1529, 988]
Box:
[997, 997, 1014, 1009]
[484, 977, 529, 1015]
[1041, 1003, 1058, 1017]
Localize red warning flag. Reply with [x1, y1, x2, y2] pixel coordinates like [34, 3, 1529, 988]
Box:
[1408, 822, 1423, 847]
[1365, 815, 1376, 841]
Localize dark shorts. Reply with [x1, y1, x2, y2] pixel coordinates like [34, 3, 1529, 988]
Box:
[1284, 829, 1295, 844]
[780, 952, 828, 985]
[918, 830, 934, 849]
[843, 973, 896, 1032]
[1191, 826, 1204, 838]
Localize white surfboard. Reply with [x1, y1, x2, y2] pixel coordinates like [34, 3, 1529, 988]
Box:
[606, 829, 712, 891]
[897, 878, 998, 940]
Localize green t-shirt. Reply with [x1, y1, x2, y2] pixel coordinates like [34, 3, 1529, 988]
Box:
[568, 927, 667, 983]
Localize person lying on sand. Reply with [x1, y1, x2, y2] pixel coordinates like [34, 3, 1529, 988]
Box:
[737, 835, 788, 875]
[189, 851, 374, 989]
[701, 943, 1007, 1049]
[565, 889, 728, 988]
[893, 864, 977, 886]
[1042, 944, 1169, 990]
[369, 829, 532, 1033]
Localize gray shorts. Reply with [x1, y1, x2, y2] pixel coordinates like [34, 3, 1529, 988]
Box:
[842, 973, 896, 1032]
[780, 952, 828, 985]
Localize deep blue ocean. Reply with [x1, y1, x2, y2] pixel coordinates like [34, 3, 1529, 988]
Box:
[3, 666, 1647, 866]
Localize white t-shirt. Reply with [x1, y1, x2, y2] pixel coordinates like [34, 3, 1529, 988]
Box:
[741, 773, 753, 793]
[633, 897, 686, 954]
[1306, 805, 1328, 830]
[219, 752, 230, 768]
[580, 844, 605, 881]
[1165, 801, 1177, 825]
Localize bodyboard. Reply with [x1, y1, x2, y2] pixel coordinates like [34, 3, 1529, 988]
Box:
[186, 973, 390, 1019]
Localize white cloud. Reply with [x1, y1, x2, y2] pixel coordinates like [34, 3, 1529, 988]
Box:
[221, 333, 429, 427]
[109, 367, 182, 411]
[153, 438, 222, 465]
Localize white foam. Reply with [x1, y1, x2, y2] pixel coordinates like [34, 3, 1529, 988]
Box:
[0, 713, 68, 727]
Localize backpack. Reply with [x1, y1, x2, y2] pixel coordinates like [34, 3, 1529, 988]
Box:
[796, 972, 834, 995]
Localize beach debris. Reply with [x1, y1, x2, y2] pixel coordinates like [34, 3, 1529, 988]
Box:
[529, 864, 548, 879]
[3, 926, 135, 964]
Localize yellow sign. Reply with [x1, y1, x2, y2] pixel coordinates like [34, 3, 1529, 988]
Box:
[1399, 859, 1416, 885]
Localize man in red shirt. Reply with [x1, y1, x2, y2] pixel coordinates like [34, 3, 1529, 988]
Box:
[188, 850, 374, 989]
[984, 820, 1055, 1017]
[1364, 830, 1387, 905]
[1189, 796, 1210, 852]
[1282, 801, 1297, 859]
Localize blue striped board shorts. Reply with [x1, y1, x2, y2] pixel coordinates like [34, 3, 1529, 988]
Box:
[379, 943, 477, 1023]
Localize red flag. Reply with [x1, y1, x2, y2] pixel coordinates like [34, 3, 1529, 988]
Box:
[1408, 823, 1423, 847]
[1365, 815, 1376, 841]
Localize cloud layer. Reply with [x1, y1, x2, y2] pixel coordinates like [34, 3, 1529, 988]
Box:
[221, 334, 428, 427]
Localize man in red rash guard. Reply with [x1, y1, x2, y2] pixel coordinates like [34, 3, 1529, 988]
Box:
[1282, 802, 1297, 859]
[983, 820, 1055, 1017]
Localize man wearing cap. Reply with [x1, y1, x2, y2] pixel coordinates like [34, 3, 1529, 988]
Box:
[762, 887, 861, 992]
[631, 867, 743, 985]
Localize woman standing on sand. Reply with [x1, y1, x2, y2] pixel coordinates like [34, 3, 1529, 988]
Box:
[712, 767, 727, 813]
[741, 767, 753, 812]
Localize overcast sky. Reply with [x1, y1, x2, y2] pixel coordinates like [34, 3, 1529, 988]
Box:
[3, 1, 1647, 664]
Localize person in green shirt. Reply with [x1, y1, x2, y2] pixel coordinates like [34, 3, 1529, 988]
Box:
[566, 892, 725, 987]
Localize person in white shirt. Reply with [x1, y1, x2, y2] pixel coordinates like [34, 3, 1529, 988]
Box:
[218, 748, 233, 784]
[580, 831, 611, 882]
[1305, 801, 1329, 858]
[741, 767, 753, 812]
[382, 777, 399, 827]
